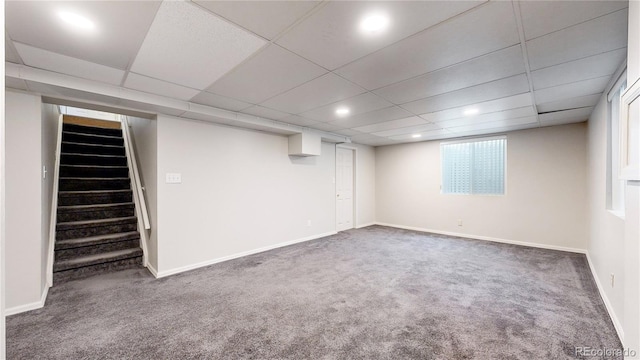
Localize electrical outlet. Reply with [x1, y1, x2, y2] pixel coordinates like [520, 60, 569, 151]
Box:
[458, 219, 463, 227]
[611, 273, 615, 287]
[165, 173, 182, 184]
[307, 220, 312, 227]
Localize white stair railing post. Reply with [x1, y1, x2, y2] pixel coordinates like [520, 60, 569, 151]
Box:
[47, 114, 64, 287]
[120, 115, 150, 267]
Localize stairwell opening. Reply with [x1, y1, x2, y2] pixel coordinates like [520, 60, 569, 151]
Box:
[51, 105, 148, 284]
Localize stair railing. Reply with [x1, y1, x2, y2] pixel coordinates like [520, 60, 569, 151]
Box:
[120, 115, 150, 267]
[47, 114, 64, 287]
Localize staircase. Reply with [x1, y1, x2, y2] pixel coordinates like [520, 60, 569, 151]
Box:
[54, 121, 143, 283]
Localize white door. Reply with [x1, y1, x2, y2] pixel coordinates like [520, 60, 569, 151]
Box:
[336, 148, 354, 232]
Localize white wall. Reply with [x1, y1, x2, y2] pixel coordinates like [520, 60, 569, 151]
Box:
[155, 116, 341, 276]
[1, 4, 6, 354]
[622, 0, 640, 353]
[352, 143, 376, 227]
[585, 3, 640, 351]
[127, 116, 158, 272]
[41, 104, 59, 292]
[5, 91, 43, 311]
[587, 92, 627, 339]
[376, 123, 588, 251]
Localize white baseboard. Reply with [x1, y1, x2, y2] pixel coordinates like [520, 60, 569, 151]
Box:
[156, 231, 337, 278]
[146, 263, 159, 279]
[375, 222, 586, 254]
[5, 285, 48, 316]
[585, 252, 625, 343]
[356, 222, 376, 229]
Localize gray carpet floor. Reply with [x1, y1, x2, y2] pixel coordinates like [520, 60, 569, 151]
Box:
[7, 226, 622, 359]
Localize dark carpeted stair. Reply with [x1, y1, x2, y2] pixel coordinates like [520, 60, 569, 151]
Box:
[54, 122, 142, 284]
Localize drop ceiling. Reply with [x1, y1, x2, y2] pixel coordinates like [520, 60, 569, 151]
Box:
[4, 0, 629, 146]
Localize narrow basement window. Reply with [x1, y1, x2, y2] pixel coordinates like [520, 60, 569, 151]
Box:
[441, 136, 506, 195]
[606, 69, 626, 215]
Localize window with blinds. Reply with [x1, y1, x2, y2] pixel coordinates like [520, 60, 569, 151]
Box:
[441, 137, 506, 195]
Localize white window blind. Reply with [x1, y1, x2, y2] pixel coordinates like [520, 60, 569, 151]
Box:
[441, 137, 506, 195]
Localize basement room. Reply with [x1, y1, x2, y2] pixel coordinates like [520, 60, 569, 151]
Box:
[1, 0, 640, 358]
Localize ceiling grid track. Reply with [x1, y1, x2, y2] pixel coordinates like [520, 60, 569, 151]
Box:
[511, 0, 541, 126]
[4, 1, 628, 145]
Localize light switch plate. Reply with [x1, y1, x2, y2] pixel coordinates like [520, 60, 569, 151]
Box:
[166, 173, 182, 184]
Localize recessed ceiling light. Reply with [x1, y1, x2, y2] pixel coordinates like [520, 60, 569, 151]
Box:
[463, 108, 479, 116]
[360, 13, 390, 34]
[58, 11, 96, 31]
[412, 134, 422, 138]
[336, 107, 350, 116]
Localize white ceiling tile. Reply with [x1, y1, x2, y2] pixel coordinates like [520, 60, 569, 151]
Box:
[15, 43, 125, 85]
[124, 73, 199, 101]
[530, 49, 625, 90]
[333, 129, 365, 137]
[534, 76, 610, 104]
[311, 122, 344, 132]
[190, 91, 252, 112]
[5, 35, 21, 63]
[207, 45, 327, 104]
[5, 77, 29, 91]
[260, 73, 366, 114]
[277, 1, 484, 70]
[446, 115, 538, 133]
[350, 133, 390, 144]
[436, 106, 537, 129]
[373, 123, 441, 137]
[241, 106, 291, 120]
[520, 1, 627, 40]
[131, 1, 266, 90]
[445, 123, 540, 138]
[194, 1, 320, 40]
[537, 94, 601, 114]
[328, 106, 414, 129]
[300, 92, 393, 122]
[5, 1, 161, 69]
[538, 107, 594, 125]
[280, 115, 320, 127]
[419, 93, 533, 123]
[354, 116, 428, 134]
[335, 1, 519, 89]
[374, 45, 525, 104]
[526, 9, 628, 70]
[388, 129, 452, 141]
[401, 74, 530, 115]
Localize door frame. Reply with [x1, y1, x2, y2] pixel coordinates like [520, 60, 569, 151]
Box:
[335, 144, 357, 232]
